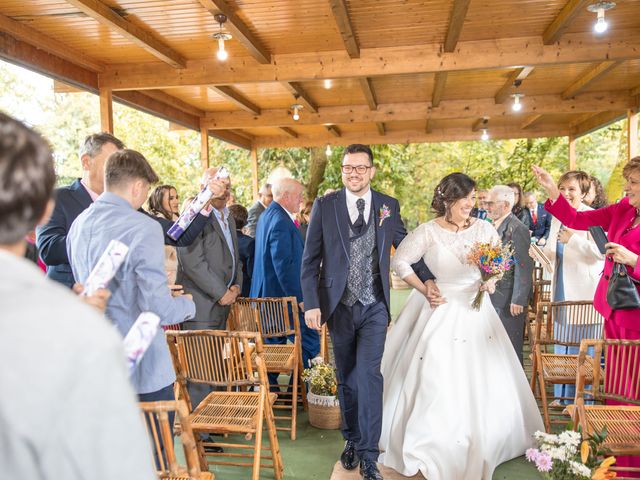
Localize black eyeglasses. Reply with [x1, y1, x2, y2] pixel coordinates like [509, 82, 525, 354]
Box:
[341, 165, 372, 174]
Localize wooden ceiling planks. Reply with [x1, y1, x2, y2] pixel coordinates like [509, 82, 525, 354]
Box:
[0, 0, 638, 149]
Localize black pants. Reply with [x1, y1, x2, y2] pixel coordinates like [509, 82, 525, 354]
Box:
[328, 300, 388, 462]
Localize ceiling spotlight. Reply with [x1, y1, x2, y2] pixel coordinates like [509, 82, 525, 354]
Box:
[212, 14, 232, 61]
[481, 129, 490, 141]
[511, 93, 524, 112]
[325, 144, 332, 155]
[291, 104, 303, 121]
[587, 1, 615, 34]
[324, 79, 333, 89]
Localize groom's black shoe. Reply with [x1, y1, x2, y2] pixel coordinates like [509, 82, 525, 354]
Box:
[359, 459, 383, 480]
[340, 440, 359, 470]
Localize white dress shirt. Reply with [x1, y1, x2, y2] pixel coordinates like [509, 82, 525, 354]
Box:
[345, 188, 372, 225]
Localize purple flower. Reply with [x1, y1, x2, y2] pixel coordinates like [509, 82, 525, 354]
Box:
[525, 448, 539, 462]
[535, 452, 553, 472]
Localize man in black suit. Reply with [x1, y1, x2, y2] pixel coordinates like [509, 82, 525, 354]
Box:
[36, 133, 124, 287]
[246, 183, 272, 237]
[301, 144, 434, 480]
[487, 186, 534, 365]
[524, 191, 551, 246]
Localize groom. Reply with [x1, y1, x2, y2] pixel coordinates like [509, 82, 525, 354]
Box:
[301, 144, 434, 480]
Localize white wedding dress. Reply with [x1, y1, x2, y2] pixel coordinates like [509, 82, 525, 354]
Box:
[379, 219, 543, 479]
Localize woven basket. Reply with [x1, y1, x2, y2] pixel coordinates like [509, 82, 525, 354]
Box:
[307, 393, 341, 430]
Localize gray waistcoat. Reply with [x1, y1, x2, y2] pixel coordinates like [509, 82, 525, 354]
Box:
[341, 209, 381, 306]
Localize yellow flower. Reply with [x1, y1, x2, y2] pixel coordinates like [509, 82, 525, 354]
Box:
[592, 456, 617, 480]
[581, 440, 591, 464]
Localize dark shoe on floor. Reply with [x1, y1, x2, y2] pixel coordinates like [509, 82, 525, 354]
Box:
[203, 445, 224, 453]
[359, 459, 383, 480]
[340, 440, 360, 470]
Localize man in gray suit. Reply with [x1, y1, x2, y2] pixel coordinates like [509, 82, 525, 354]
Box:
[246, 183, 273, 237]
[177, 167, 242, 331]
[486, 185, 533, 365]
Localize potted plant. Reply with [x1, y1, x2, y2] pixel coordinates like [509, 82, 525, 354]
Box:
[302, 360, 341, 429]
[525, 428, 616, 479]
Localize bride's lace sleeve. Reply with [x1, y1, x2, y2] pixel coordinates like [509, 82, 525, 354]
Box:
[391, 223, 431, 279]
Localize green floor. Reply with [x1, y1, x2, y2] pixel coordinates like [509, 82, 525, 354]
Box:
[179, 288, 547, 479]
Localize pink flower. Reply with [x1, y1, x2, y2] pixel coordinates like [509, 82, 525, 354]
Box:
[525, 448, 539, 462]
[535, 452, 553, 472]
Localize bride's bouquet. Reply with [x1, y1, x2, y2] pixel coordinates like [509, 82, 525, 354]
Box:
[466, 241, 515, 311]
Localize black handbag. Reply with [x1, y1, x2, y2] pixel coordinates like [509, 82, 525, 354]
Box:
[606, 262, 640, 310]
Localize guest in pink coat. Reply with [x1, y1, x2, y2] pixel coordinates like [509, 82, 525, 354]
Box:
[533, 159, 640, 475]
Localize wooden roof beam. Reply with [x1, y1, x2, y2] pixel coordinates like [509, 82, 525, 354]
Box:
[201, 91, 636, 129]
[197, 0, 270, 64]
[328, 0, 359, 58]
[543, 0, 592, 45]
[64, 0, 186, 68]
[432, 72, 448, 107]
[139, 90, 205, 118]
[115, 90, 200, 130]
[252, 126, 571, 149]
[561, 61, 622, 99]
[281, 82, 317, 113]
[521, 114, 543, 129]
[207, 129, 252, 150]
[425, 119, 432, 134]
[494, 67, 534, 104]
[471, 117, 489, 132]
[571, 111, 626, 137]
[0, 13, 104, 72]
[326, 125, 342, 137]
[631, 84, 640, 97]
[359, 78, 378, 110]
[209, 85, 261, 115]
[376, 123, 386, 136]
[280, 127, 298, 138]
[99, 30, 640, 89]
[444, 0, 472, 52]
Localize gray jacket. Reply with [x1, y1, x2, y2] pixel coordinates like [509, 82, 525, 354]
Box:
[490, 213, 533, 309]
[177, 215, 242, 326]
[246, 201, 266, 237]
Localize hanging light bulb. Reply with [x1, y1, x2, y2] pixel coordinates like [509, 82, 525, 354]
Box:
[212, 14, 232, 62]
[587, 2, 615, 34]
[481, 129, 489, 141]
[511, 93, 523, 112]
[291, 104, 303, 121]
[324, 79, 333, 89]
[325, 144, 332, 155]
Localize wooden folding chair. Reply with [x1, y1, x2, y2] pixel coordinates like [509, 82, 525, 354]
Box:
[229, 296, 306, 440]
[139, 399, 213, 480]
[567, 339, 640, 478]
[530, 300, 604, 432]
[166, 330, 283, 480]
[526, 273, 552, 350]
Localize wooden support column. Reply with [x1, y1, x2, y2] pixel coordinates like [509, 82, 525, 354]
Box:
[250, 147, 259, 200]
[568, 135, 577, 170]
[628, 109, 639, 160]
[99, 87, 113, 134]
[200, 127, 209, 170]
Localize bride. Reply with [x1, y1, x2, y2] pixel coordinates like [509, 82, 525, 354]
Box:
[379, 173, 543, 479]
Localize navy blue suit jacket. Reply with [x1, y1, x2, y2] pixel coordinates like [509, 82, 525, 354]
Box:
[37, 179, 209, 288]
[301, 188, 433, 323]
[250, 201, 304, 302]
[527, 203, 552, 240]
[236, 231, 255, 298]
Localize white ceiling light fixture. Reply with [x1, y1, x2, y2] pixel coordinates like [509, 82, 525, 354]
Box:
[325, 144, 332, 155]
[212, 14, 233, 61]
[480, 117, 489, 141]
[324, 79, 333, 89]
[511, 93, 524, 112]
[587, 1, 615, 34]
[291, 104, 303, 121]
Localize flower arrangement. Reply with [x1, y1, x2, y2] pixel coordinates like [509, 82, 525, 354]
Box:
[379, 204, 391, 226]
[302, 359, 338, 398]
[466, 241, 515, 310]
[525, 428, 616, 479]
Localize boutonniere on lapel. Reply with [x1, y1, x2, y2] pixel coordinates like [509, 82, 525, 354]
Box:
[379, 204, 391, 227]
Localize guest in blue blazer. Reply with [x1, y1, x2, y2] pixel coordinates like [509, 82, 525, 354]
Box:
[250, 177, 320, 370]
[228, 203, 255, 298]
[524, 191, 552, 246]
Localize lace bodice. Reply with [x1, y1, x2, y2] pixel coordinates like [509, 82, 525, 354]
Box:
[392, 219, 499, 286]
